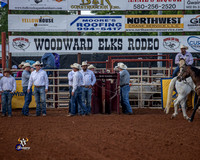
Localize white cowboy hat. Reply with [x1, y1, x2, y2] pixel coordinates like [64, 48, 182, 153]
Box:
[22, 63, 31, 69]
[32, 61, 42, 67]
[18, 61, 26, 68]
[117, 63, 127, 70]
[88, 64, 96, 69]
[70, 63, 81, 70]
[180, 45, 188, 50]
[81, 61, 89, 66]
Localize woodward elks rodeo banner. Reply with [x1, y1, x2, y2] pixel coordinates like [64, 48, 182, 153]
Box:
[9, 0, 200, 10]
[8, 14, 200, 32]
[9, 36, 200, 53]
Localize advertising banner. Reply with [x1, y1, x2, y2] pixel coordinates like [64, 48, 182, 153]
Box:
[67, 15, 125, 32]
[9, 36, 200, 53]
[125, 15, 184, 32]
[184, 15, 200, 32]
[8, 14, 67, 32]
[12, 80, 36, 109]
[185, 0, 200, 10]
[9, 0, 68, 10]
[9, 0, 200, 10]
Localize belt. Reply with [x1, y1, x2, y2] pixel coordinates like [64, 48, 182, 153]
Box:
[120, 84, 129, 87]
[82, 85, 90, 88]
[3, 90, 12, 92]
[35, 86, 44, 88]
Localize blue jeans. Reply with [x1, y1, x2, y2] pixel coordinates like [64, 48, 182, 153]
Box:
[34, 86, 46, 116]
[82, 87, 92, 114]
[172, 66, 179, 78]
[22, 86, 32, 116]
[120, 85, 133, 114]
[70, 87, 87, 115]
[1, 91, 13, 116]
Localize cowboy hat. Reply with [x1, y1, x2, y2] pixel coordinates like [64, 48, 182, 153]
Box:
[88, 64, 96, 69]
[81, 61, 89, 66]
[18, 61, 25, 68]
[12, 65, 17, 69]
[32, 61, 42, 67]
[3, 68, 12, 73]
[116, 63, 127, 70]
[70, 63, 82, 70]
[22, 63, 31, 69]
[180, 45, 188, 50]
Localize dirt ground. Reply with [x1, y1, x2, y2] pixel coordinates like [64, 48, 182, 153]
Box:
[0, 108, 200, 160]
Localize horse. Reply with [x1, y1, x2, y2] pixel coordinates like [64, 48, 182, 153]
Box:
[178, 65, 200, 122]
[165, 76, 195, 120]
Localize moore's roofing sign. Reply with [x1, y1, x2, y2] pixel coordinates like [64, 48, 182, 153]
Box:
[9, 36, 200, 53]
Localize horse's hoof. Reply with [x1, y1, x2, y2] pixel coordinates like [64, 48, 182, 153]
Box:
[171, 115, 175, 119]
[188, 118, 193, 122]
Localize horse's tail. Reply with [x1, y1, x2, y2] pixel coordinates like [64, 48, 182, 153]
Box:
[165, 77, 177, 114]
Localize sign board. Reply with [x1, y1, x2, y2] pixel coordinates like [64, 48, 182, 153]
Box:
[9, 36, 200, 53]
[8, 14, 200, 32]
[9, 0, 200, 10]
[8, 15, 67, 32]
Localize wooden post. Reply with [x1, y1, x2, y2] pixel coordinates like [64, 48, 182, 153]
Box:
[1, 32, 6, 69]
[77, 10, 81, 64]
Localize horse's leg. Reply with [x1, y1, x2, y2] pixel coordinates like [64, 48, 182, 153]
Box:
[171, 98, 179, 118]
[180, 99, 189, 120]
[189, 97, 200, 122]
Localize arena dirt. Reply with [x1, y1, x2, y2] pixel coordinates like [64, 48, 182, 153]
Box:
[0, 108, 200, 160]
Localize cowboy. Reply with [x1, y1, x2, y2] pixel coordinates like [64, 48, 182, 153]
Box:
[0, 68, 16, 117]
[116, 63, 133, 115]
[68, 65, 77, 114]
[172, 45, 194, 78]
[27, 61, 49, 116]
[21, 63, 32, 116]
[88, 64, 96, 73]
[17, 61, 26, 77]
[68, 63, 87, 116]
[80, 61, 96, 115]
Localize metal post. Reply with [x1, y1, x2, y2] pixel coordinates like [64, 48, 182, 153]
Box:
[1, 32, 6, 69]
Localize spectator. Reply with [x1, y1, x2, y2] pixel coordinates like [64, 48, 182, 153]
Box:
[21, 63, 32, 116]
[12, 65, 18, 77]
[52, 53, 60, 69]
[41, 53, 55, 76]
[116, 63, 133, 115]
[172, 45, 194, 78]
[17, 61, 25, 77]
[28, 61, 48, 116]
[0, 68, 16, 117]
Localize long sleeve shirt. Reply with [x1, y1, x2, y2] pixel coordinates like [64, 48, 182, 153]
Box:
[28, 69, 49, 90]
[119, 70, 130, 86]
[80, 69, 96, 86]
[72, 71, 83, 92]
[22, 70, 31, 87]
[68, 70, 75, 86]
[175, 51, 194, 65]
[0, 76, 16, 92]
